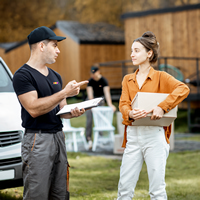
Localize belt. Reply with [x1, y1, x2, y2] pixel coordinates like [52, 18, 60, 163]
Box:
[25, 128, 62, 134]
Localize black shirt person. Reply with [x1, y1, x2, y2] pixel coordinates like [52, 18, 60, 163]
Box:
[86, 66, 116, 149]
[13, 26, 88, 200]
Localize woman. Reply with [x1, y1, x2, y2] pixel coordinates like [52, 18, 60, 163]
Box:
[117, 31, 190, 200]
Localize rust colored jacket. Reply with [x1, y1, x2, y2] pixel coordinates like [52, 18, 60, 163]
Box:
[119, 67, 190, 148]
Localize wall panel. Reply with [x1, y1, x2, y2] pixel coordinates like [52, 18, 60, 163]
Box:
[79, 44, 125, 89]
[124, 8, 200, 84]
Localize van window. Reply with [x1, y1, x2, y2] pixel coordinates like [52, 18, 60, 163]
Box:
[0, 62, 14, 92]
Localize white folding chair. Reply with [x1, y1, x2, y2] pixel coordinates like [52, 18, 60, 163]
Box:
[91, 106, 115, 151]
[62, 119, 88, 152]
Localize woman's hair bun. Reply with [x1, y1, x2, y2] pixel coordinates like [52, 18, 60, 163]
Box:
[142, 31, 156, 40]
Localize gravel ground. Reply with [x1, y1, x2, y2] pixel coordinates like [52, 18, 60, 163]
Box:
[84, 133, 200, 160]
[173, 133, 200, 152]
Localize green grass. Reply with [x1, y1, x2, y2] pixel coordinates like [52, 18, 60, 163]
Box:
[1, 99, 199, 199]
[1, 151, 200, 199]
[0, 187, 23, 200]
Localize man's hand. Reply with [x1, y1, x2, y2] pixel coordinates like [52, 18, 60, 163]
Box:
[147, 106, 164, 120]
[64, 80, 88, 98]
[110, 104, 116, 112]
[70, 107, 85, 118]
[129, 108, 147, 120]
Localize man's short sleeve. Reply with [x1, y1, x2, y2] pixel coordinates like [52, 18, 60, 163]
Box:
[13, 70, 36, 96]
[87, 78, 93, 87]
[101, 77, 109, 87]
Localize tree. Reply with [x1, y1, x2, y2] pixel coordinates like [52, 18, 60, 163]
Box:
[1, 0, 199, 42]
[0, 0, 65, 42]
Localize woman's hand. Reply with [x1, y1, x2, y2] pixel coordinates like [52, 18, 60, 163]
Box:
[147, 106, 164, 120]
[129, 108, 148, 120]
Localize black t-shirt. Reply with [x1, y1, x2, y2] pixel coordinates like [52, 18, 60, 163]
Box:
[87, 76, 108, 98]
[13, 64, 63, 130]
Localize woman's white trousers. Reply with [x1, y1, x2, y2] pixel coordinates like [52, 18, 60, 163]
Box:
[117, 126, 170, 200]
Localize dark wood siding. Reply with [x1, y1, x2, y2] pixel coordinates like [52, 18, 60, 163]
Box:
[124, 9, 200, 80]
[79, 44, 125, 89]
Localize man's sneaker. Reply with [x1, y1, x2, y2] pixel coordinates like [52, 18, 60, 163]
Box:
[88, 140, 93, 150]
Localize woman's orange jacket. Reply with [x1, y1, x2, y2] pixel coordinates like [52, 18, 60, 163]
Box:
[119, 67, 190, 148]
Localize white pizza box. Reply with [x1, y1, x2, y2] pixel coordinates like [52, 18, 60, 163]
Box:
[131, 92, 177, 126]
[113, 134, 124, 154]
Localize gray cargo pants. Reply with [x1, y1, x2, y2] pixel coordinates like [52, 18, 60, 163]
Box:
[22, 130, 69, 200]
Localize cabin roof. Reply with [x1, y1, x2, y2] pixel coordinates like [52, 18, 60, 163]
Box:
[121, 3, 200, 19]
[56, 20, 124, 44]
[0, 22, 124, 53]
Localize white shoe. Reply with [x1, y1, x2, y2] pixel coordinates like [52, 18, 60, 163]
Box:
[88, 140, 93, 150]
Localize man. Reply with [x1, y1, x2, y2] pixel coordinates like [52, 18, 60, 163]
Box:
[13, 26, 88, 200]
[86, 66, 116, 149]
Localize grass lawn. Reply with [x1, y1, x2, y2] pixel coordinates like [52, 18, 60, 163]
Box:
[1, 98, 199, 199]
[1, 151, 200, 200]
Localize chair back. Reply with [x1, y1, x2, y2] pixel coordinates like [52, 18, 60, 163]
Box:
[62, 118, 72, 130]
[92, 106, 114, 128]
[62, 118, 87, 152]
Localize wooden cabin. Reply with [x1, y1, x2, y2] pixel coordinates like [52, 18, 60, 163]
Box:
[54, 21, 125, 89]
[121, 3, 200, 72]
[0, 21, 125, 90]
[121, 3, 200, 131]
[0, 40, 30, 76]
[121, 3, 200, 109]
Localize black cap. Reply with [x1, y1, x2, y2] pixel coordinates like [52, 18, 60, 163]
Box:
[27, 26, 66, 45]
[91, 66, 99, 74]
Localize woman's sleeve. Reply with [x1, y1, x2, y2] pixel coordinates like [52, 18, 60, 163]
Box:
[158, 71, 190, 113]
[119, 76, 134, 125]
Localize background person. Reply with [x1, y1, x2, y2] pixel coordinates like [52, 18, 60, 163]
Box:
[13, 26, 88, 200]
[117, 31, 190, 200]
[86, 66, 116, 149]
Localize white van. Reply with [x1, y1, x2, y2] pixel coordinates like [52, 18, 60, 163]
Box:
[0, 57, 24, 189]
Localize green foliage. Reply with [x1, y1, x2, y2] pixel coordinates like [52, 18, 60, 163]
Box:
[0, 0, 65, 42]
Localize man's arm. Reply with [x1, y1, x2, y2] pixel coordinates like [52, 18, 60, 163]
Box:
[86, 86, 94, 100]
[18, 80, 88, 118]
[103, 86, 116, 111]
